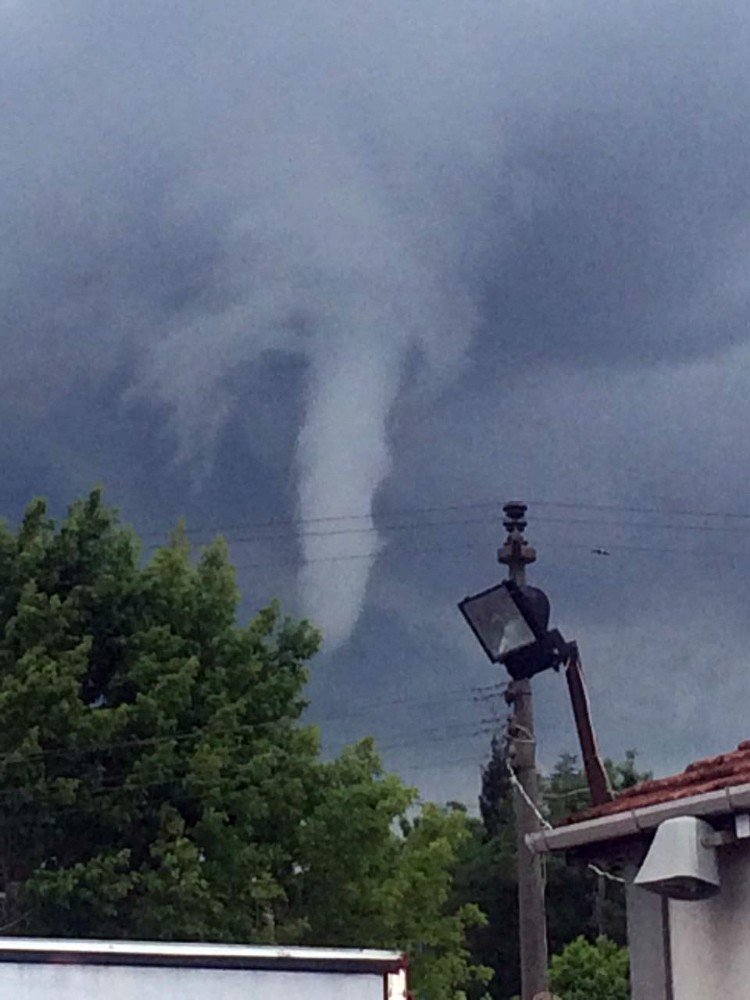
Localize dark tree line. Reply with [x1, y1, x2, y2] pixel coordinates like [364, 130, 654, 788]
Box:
[452, 736, 649, 999]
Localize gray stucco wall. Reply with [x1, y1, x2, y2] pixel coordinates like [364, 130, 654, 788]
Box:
[669, 839, 750, 998]
[624, 838, 750, 999]
[626, 883, 671, 1000]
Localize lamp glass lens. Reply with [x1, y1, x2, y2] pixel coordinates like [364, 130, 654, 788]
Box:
[464, 586, 536, 660]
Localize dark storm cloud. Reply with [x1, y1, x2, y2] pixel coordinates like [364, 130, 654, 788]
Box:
[370, 341, 750, 799]
[2, 0, 750, 797]
[471, 6, 750, 368]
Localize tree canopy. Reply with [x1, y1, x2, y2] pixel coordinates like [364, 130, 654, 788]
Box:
[0, 489, 489, 999]
[453, 736, 648, 999]
[548, 936, 630, 1000]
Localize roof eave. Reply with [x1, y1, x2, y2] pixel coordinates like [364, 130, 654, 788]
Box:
[0, 939, 408, 975]
[527, 780, 750, 854]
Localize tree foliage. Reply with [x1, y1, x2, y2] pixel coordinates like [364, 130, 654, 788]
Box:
[548, 936, 630, 1000]
[543, 750, 650, 951]
[453, 735, 648, 999]
[0, 490, 488, 998]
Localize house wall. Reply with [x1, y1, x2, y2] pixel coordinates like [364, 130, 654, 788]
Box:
[625, 839, 750, 999]
[668, 839, 750, 999]
[626, 882, 671, 1000]
[0, 965, 387, 1000]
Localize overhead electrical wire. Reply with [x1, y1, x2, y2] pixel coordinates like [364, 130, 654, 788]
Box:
[0, 683, 507, 770]
[173, 535, 747, 572]
[130, 501, 750, 573]
[529, 497, 750, 522]
[0, 727, 501, 809]
[0, 716, 499, 772]
[136, 494, 750, 545]
[139, 499, 504, 540]
[148, 512, 750, 553]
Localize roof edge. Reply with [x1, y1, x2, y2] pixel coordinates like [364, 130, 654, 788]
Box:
[0, 939, 407, 975]
[527, 780, 750, 854]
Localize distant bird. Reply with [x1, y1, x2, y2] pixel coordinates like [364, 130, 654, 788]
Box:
[591, 547, 611, 556]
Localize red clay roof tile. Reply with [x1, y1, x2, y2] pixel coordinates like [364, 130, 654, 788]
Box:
[567, 741, 750, 824]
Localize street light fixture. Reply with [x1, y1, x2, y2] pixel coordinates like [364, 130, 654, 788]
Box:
[458, 579, 570, 681]
[458, 501, 613, 808]
[459, 502, 614, 1000]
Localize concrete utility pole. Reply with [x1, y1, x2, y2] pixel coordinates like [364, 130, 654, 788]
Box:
[498, 502, 549, 1000]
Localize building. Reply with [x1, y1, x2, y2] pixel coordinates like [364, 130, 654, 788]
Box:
[528, 741, 750, 1000]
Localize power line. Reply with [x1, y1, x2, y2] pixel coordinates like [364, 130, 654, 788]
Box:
[138, 500, 502, 542]
[238, 511, 750, 543]
[136, 494, 750, 545]
[0, 685, 506, 771]
[310, 683, 506, 726]
[135, 511, 750, 571]
[21, 495, 749, 568]
[142, 513, 504, 551]
[192, 535, 748, 572]
[0, 728, 499, 812]
[529, 497, 750, 522]
[400, 754, 490, 772]
[7, 513, 733, 578]
[524, 513, 750, 536]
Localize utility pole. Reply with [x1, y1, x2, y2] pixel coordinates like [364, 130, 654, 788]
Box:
[498, 501, 549, 1000]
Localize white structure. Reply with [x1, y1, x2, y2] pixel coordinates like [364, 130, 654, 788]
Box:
[528, 740, 750, 1000]
[0, 938, 409, 1000]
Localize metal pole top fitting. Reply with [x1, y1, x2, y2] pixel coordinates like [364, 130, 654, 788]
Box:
[498, 501, 537, 571]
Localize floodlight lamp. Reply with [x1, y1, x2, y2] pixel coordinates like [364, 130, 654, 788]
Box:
[458, 580, 569, 680]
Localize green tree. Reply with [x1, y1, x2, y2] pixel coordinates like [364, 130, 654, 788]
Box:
[453, 735, 518, 1000]
[548, 936, 630, 1000]
[543, 750, 651, 948]
[0, 489, 486, 998]
[453, 738, 648, 999]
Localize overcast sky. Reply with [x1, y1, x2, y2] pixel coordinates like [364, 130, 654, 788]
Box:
[3, 0, 750, 807]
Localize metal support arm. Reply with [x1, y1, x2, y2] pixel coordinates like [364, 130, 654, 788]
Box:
[564, 645, 613, 807]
